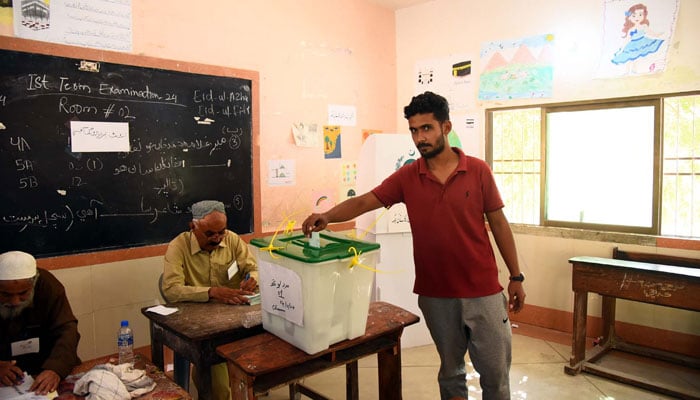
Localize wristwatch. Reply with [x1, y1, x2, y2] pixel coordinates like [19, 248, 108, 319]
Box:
[509, 272, 525, 282]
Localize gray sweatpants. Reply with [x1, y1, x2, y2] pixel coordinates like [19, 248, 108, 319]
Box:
[418, 293, 512, 400]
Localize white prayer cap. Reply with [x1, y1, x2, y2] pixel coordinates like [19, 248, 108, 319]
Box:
[191, 200, 225, 219]
[0, 251, 37, 280]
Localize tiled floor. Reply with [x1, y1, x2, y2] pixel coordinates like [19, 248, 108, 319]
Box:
[254, 324, 699, 400]
[172, 323, 699, 399]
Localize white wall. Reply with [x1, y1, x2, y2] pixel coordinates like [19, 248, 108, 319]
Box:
[395, 0, 700, 338]
[51, 256, 162, 361]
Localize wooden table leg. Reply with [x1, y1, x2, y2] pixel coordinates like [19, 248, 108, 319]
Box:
[346, 360, 359, 400]
[565, 290, 587, 375]
[228, 361, 256, 400]
[377, 341, 402, 400]
[584, 295, 616, 365]
[289, 382, 301, 400]
[173, 353, 190, 391]
[601, 295, 616, 346]
[197, 362, 212, 400]
[150, 322, 164, 371]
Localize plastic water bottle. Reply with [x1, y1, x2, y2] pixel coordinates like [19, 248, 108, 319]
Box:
[117, 320, 135, 364]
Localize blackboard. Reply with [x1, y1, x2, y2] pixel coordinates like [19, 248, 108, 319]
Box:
[0, 39, 260, 258]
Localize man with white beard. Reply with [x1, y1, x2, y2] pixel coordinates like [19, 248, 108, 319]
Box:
[0, 251, 80, 395]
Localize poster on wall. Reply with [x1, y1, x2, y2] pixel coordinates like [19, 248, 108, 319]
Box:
[13, 0, 132, 51]
[450, 112, 480, 156]
[414, 54, 475, 112]
[292, 122, 321, 147]
[478, 34, 554, 101]
[595, 0, 679, 78]
[328, 104, 356, 126]
[311, 190, 334, 213]
[323, 125, 342, 159]
[361, 128, 383, 143]
[268, 159, 296, 186]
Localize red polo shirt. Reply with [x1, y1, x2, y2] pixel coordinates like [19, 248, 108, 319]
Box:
[371, 147, 504, 298]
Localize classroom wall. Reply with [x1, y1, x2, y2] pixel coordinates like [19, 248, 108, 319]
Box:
[2, 0, 698, 361]
[1, 0, 398, 361]
[132, 1, 399, 231]
[395, 0, 700, 351]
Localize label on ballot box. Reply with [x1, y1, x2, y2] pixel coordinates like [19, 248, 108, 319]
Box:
[251, 231, 379, 354]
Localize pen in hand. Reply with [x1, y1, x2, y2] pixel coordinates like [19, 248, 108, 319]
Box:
[241, 272, 256, 292]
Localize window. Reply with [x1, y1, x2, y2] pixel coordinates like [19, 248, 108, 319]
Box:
[662, 95, 700, 237]
[545, 101, 659, 234]
[487, 92, 699, 239]
[488, 108, 540, 225]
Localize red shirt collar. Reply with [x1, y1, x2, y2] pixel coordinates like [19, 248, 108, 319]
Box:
[417, 147, 469, 175]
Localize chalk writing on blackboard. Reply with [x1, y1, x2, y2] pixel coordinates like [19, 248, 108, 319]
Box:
[0, 48, 255, 257]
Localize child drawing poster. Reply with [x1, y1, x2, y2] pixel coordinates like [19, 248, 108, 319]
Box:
[268, 159, 296, 186]
[478, 34, 554, 101]
[596, 0, 679, 77]
[292, 122, 320, 148]
[323, 125, 342, 159]
[312, 190, 334, 213]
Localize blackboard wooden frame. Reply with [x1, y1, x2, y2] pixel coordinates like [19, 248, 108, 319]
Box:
[0, 37, 261, 267]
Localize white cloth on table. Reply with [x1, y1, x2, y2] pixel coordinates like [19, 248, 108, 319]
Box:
[73, 369, 129, 400]
[73, 363, 156, 399]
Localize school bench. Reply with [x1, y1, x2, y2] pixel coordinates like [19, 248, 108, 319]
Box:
[564, 248, 700, 399]
[216, 301, 420, 400]
[612, 246, 699, 269]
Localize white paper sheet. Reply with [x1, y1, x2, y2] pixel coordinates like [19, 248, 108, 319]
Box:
[146, 305, 178, 316]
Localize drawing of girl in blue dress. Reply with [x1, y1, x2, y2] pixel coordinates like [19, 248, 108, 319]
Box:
[611, 3, 665, 73]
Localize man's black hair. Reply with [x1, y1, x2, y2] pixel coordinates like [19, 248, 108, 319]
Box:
[403, 91, 450, 122]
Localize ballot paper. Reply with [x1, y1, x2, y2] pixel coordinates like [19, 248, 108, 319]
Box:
[244, 293, 261, 305]
[0, 372, 57, 399]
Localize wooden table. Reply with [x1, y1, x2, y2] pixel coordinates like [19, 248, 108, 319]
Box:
[564, 256, 700, 399]
[217, 301, 420, 400]
[141, 302, 264, 400]
[56, 353, 190, 399]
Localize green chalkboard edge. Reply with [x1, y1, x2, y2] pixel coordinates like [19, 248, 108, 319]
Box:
[1, 37, 262, 268]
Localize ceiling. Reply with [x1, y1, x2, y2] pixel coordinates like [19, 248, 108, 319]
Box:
[368, 0, 431, 10]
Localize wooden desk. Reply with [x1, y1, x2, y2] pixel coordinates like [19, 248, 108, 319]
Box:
[141, 302, 264, 400]
[216, 301, 420, 400]
[57, 353, 190, 399]
[565, 256, 700, 399]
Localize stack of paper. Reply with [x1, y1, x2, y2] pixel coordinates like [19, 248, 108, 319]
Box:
[244, 293, 261, 305]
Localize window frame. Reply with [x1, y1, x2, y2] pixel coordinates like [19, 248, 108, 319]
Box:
[486, 91, 698, 237]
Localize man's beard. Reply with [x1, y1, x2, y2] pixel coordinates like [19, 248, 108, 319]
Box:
[203, 239, 222, 251]
[0, 290, 34, 320]
[417, 133, 446, 159]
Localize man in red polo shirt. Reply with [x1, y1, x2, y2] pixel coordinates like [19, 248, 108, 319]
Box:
[302, 91, 526, 400]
